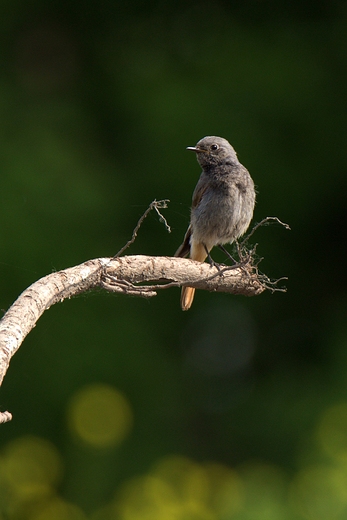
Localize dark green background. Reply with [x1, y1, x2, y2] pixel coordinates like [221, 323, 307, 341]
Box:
[1, 1, 347, 518]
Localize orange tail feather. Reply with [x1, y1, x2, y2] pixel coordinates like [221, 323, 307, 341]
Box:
[181, 287, 196, 311]
[180, 241, 208, 311]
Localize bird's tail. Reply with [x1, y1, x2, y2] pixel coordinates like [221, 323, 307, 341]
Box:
[180, 241, 208, 311]
[180, 286, 196, 311]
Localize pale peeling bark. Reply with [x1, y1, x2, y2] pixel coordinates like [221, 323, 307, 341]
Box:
[0, 255, 265, 423]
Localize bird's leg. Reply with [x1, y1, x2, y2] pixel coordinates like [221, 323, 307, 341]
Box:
[218, 245, 238, 264]
[204, 245, 223, 273]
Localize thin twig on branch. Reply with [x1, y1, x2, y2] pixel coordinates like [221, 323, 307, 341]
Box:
[114, 199, 171, 258]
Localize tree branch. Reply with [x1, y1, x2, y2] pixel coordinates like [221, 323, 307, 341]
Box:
[0, 197, 289, 423]
[0, 254, 267, 422]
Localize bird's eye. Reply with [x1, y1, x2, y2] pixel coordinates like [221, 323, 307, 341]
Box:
[211, 144, 219, 151]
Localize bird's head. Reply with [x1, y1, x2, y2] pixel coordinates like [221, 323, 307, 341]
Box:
[187, 136, 239, 168]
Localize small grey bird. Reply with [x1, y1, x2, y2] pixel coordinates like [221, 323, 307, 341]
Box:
[175, 136, 256, 311]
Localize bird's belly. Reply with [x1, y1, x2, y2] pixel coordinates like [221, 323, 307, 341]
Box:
[191, 190, 253, 249]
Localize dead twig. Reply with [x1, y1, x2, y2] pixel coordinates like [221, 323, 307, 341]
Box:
[240, 216, 290, 248]
[114, 199, 171, 258]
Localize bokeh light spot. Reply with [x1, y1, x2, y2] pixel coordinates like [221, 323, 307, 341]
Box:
[184, 302, 256, 377]
[68, 384, 133, 448]
[290, 465, 347, 520]
[238, 462, 287, 518]
[153, 455, 209, 504]
[117, 474, 180, 520]
[203, 462, 243, 517]
[317, 402, 347, 462]
[115, 455, 246, 520]
[30, 497, 87, 520]
[2, 435, 62, 500]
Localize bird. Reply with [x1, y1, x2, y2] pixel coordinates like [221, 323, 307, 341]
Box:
[175, 136, 256, 311]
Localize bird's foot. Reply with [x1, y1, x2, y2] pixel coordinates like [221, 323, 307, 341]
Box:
[205, 250, 223, 274]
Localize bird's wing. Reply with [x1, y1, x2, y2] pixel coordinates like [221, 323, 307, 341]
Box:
[191, 173, 209, 209]
[175, 225, 191, 257]
[175, 173, 209, 257]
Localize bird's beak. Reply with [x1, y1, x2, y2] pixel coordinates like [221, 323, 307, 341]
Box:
[186, 146, 207, 153]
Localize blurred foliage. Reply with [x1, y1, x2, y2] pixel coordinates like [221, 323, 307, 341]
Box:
[0, 0, 347, 518]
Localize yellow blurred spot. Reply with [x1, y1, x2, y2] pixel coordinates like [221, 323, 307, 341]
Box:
[2, 435, 62, 500]
[30, 497, 87, 520]
[153, 455, 209, 504]
[117, 471, 216, 520]
[290, 465, 347, 520]
[317, 402, 347, 462]
[115, 455, 246, 520]
[89, 502, 119, 520]
[68, 384, 133, 448]
[238, 462, 287, 518]
[204, 462, 243, 517]
[117, 474, 180, 520]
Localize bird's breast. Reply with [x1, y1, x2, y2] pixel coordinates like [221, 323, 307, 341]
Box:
[191, 178, 255, 247]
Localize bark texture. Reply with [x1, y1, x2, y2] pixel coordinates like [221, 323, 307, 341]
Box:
[0, 255, 264, 423]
